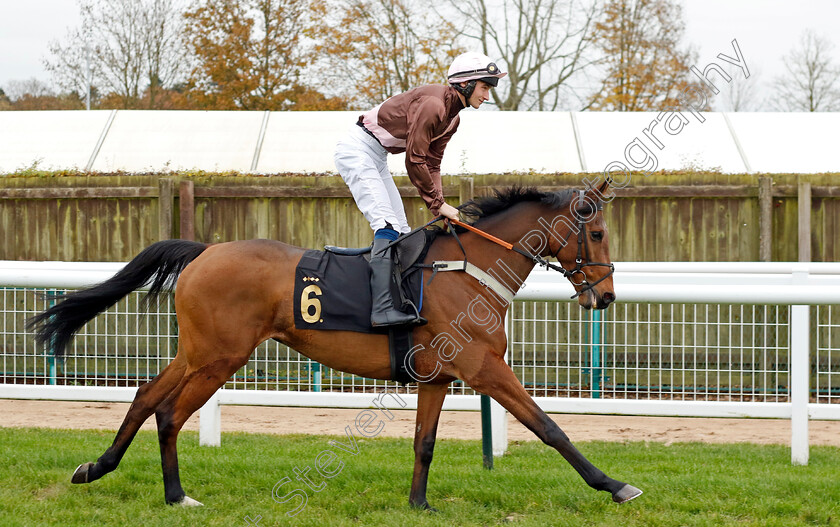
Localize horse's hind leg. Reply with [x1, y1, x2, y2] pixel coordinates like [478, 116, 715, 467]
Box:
[154, 356, 247, 506]
[467, 353, 642, 504]
[71, 357, 187, 484]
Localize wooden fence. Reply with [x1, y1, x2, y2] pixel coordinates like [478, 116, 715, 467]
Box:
[0, 173, 838, 262]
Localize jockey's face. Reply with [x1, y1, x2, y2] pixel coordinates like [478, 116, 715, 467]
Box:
[467, 80, 493, 109]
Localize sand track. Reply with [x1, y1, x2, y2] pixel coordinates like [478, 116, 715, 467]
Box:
[2, 399, 839, 446]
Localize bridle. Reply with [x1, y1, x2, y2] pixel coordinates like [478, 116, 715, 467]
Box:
[448, 190, 615, 300]
[543, 190, 615, 298]
[387, 189, 616, 300]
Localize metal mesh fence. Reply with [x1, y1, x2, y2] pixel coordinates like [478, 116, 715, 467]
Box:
[3, 286, 839, 403]
[816, 305, 840, 404]
[2, 288, 177, 387]
[507, 302, 793, 402]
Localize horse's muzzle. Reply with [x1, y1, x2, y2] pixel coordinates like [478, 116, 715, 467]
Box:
[600, 291, 616, 307]
[578, 289, 615, 310]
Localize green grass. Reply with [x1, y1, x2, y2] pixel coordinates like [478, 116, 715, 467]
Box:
[1, 427, 839, 527]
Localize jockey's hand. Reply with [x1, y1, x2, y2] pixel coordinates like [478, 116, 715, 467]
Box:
[438, 202, 460, 224]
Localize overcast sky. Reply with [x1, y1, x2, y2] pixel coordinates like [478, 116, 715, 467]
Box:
[2, 0, 839, 109]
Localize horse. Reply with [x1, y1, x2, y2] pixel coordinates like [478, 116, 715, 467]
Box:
[28, 181, 642, 509]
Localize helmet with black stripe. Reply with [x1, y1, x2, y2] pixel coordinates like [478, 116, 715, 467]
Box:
[448, 51, 507, 99]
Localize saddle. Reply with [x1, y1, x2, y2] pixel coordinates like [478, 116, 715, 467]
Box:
[294, 230, 437, 384]
[324, 231, 428, 273]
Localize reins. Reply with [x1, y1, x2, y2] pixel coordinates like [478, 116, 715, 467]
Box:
[450, 218, 566, 274]
[443, 193, 615, 299]
[383, 193, 615, 300]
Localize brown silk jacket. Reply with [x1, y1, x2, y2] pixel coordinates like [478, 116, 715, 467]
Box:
[359, 85, 466, 215]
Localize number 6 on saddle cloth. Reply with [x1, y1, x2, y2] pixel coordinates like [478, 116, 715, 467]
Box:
[293, 231, 434, 382]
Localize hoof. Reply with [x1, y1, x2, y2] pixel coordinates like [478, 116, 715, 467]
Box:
[71, 462, 95, 484]
[612, 484, 643, 504]
[410, 501, 438, 512]
[174, 496, 204, 507]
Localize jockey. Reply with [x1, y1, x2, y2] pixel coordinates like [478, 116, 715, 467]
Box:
[334, 52, 507, 328]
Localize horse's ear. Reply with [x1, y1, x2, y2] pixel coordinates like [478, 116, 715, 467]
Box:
[584, 177, 611, 202]
[597, 178, 610, 195]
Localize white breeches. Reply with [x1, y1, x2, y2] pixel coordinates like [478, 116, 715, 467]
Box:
[334, 125, 410, 233]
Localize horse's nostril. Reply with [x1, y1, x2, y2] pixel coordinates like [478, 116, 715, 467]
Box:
[602, 292, 616, 304]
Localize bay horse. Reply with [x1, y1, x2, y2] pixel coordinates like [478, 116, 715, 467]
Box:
[28, 181, 642, 509]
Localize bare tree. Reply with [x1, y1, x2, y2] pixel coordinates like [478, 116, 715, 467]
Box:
[3, 78, 56, 101]
[315, 0, 462, 109]
[44, 0, 189, 108]
[443, 0, 599, 111]
[771, 30, 840, 112]
[714, 66, 761, 112]
[143, 0, 191, 107]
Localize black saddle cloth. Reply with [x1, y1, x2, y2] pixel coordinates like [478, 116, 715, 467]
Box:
[293, 231, 433, 333]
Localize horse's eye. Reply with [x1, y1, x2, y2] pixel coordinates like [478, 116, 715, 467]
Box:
[591, 231, 603, 242]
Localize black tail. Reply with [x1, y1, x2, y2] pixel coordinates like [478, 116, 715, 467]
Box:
[26, 240, 208, 357]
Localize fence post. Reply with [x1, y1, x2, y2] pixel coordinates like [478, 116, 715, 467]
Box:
[490, 391, 508, 457]
[790, 304, 810, 465]
[179, 180, 195, 241]
[311, 361, 321, 392]
[491, 312, 510, 457]
[790, 264, 810, 465]
[199, 391, 221, 447]
[798, 180, 811, 262]
[480, 395, 493, 469]
[459, 176, 474, 205]
[758, 177, 772, 262]
[158, 178, 174, 241]
[47, 291, 64, 386]
[591, 310, 602, 398]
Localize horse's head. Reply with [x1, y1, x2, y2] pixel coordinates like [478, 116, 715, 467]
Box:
[460, 184, 615, 310]
[541, 181, 615, 310]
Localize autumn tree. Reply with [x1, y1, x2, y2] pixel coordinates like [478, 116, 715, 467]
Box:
[588, 0, 699, 111]
[771, 30, 840, 112]
[0, 79, 84, 110]
[0, 88, 12, 110]
[44, 0, 190, 109]
[443, 0, 599, 111]
[183, 0, 346, 110]
[315, 0, 462, 109]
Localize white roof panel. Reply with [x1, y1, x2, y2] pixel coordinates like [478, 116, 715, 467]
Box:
[257, 111, 354, 173]
[726, 112, 840, 173]
[575, 111, 747, 174]
[439, 111, 582, 174]
[4, 110, 839, 176]
[91, 111, 263, 172]
[0, 110, 113, 172]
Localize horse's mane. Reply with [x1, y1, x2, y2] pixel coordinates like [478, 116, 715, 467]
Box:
[459, 186, 577, 223]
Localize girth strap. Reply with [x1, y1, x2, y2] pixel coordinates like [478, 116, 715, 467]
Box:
[430, 260, 516, 304]
[388, 328, 415, 384]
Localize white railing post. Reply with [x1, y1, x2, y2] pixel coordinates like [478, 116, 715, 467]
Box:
[199, 391, 221, 447]
[492, 313, 510, 456]
[790, 303, 810, 465]
[490, 398, 508, 456]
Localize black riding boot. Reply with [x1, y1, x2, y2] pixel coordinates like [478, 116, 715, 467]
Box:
[370, 238, 420, 327]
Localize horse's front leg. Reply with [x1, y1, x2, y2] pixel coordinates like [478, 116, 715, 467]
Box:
[466, 353, 642, 503]
[409, 382, 449, 510]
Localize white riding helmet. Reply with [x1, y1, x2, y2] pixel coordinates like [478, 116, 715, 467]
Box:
[447, 52, 507, 88]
